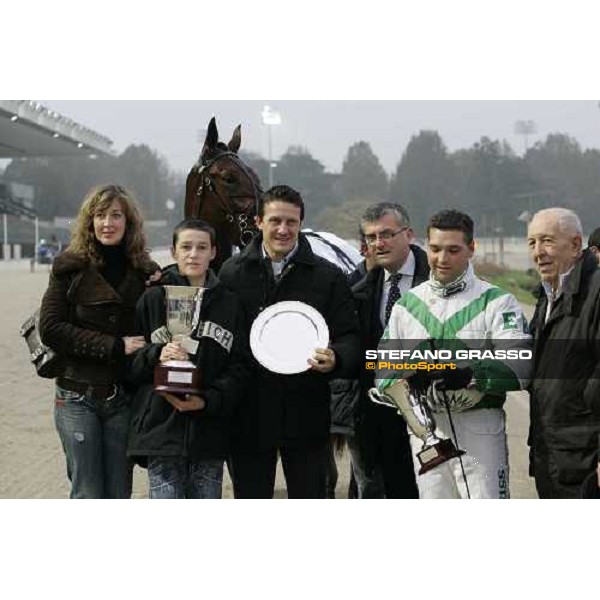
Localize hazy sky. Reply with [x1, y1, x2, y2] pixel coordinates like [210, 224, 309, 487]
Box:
[40, 100, 600, 176]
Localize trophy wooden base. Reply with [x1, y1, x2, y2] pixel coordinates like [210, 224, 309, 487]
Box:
[154, 360, 201, 396]
[417, 438, 465, 475]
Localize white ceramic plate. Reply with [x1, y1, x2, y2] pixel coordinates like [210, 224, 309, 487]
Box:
[250, 301, 330, 374]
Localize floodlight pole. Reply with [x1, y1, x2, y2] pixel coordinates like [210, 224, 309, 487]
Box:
[35, 216, 39, 262]
[268, 127, 274, 188]
[261, 104, 281, 190]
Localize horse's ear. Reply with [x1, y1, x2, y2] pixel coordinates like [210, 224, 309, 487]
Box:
[202, 117, 219, 158]
[228, 125, 242, 153]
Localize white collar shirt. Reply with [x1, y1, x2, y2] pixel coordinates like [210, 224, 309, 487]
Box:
[262, 242, 299, 278]
[542, 264, 575, 323]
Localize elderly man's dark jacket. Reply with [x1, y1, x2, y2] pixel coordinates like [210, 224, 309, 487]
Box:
[528, 249, 600, 498]
[39, 251, 157, 386]
[219, 233, 360, 449]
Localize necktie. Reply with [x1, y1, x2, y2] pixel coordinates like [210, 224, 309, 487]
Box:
[385, 273, 402, 325]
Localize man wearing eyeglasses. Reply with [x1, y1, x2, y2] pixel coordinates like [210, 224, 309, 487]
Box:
[350, 202, 430, 498]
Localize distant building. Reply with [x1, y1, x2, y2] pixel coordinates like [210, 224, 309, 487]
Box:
[0, 177, 36, 218]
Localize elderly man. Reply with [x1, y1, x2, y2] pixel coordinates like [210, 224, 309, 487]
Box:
[527, 208, 600, 498]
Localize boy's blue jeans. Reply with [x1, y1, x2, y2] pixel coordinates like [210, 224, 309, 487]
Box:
[147, 456, 224, 499]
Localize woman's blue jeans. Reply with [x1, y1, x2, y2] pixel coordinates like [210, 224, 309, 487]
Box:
[54, 385, 133, 499]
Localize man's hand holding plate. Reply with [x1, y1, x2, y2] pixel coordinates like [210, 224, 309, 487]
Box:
[308, 347, 336, 373]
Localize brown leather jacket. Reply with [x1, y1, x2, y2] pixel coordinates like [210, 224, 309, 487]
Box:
[39, 251, 159, 386]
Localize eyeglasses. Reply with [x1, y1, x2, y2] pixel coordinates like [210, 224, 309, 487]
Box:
[364, 227, 409, 246]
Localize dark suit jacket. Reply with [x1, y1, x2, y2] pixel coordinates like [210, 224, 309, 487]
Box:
[350, 245, 430, 467]
[352, 244, 430, 374]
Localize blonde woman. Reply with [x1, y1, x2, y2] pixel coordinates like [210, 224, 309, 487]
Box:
[40, 184, 159, 499]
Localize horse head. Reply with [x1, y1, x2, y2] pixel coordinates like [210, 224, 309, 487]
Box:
[184, 117, 261, 269]
[184, 118, 361, 276]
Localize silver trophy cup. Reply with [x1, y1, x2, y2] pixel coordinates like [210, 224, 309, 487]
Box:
[369, 380, 464, 474]
[154, 285, 204, 396]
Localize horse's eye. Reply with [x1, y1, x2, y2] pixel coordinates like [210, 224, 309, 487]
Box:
[222, 173, 237, 185]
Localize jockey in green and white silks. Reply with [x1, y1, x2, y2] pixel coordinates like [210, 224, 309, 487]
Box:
[376, 263, 532, 499]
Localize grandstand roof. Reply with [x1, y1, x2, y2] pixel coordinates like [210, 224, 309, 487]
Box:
[0, 100, 113, 158]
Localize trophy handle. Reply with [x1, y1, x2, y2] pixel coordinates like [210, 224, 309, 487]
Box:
[370, 382, 465, 475]
[373, 381, 437, 444]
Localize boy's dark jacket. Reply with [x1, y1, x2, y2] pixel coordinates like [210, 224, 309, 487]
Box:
[127, 265, 250, 465]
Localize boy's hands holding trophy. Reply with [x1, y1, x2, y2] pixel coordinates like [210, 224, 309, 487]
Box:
[159, 390, 206, 412]
[159, 341, 188, 363]
[153, 286, 204, 403]
[157, 341, 206, 412]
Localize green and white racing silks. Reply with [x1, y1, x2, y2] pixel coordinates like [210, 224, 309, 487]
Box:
[376, 264, 533, 409]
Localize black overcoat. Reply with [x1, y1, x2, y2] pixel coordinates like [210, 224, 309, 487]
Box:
[528, 249, 600, 498]
[219, 233, 360, 449]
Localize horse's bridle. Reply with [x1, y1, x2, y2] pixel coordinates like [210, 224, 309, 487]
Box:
[193, 151, 261, 246]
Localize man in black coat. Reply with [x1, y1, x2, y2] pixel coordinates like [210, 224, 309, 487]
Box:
[350, 202, 429, 498]
[527, 208, 600, 498]
[219, 185, 360, 499]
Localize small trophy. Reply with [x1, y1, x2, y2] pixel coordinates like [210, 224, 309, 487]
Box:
[154, 286, 204, 396]
[369, 380, 465, 474]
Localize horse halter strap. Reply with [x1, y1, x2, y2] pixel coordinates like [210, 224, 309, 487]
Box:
[194, 151, 261, 246]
